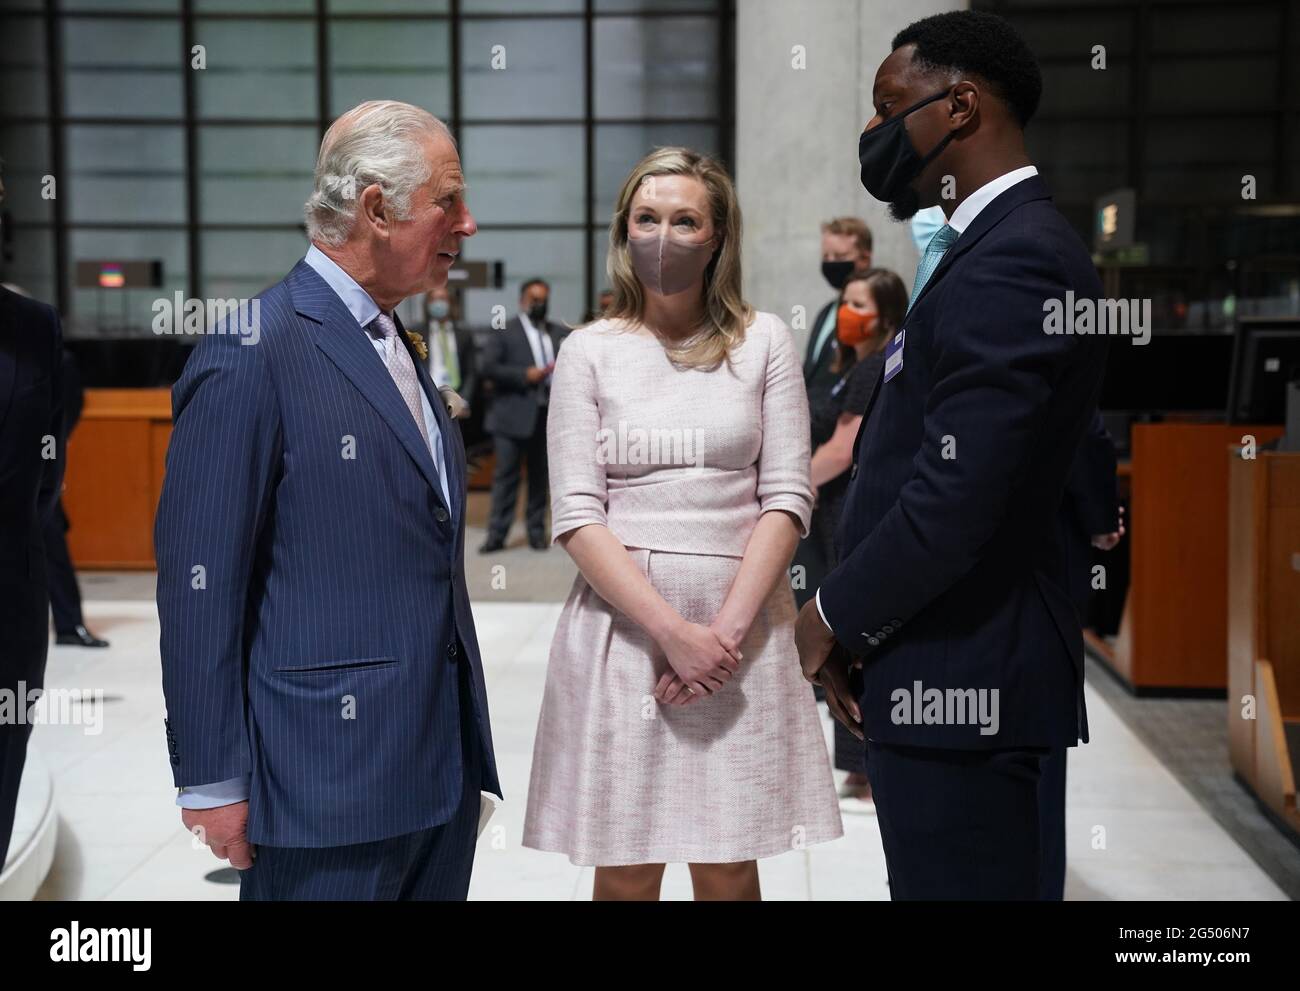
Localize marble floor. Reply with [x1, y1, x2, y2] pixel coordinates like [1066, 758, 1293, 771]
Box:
[30, 596, 1289, 901]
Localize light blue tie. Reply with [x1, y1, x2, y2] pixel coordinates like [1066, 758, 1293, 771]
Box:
[907, 223, 959, 313]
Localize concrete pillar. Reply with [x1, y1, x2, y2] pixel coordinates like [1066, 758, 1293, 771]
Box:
[735, 0, 965, 347]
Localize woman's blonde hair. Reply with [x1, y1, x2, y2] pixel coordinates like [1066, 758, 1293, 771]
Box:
[601, 146, 753, 370]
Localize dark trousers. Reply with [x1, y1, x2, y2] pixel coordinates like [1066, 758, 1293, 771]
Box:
[1037, 747, 1067, 900]
[0, 644, 47, 870]
[486, 406, 549, 544]
[866, 741, 1047, 900]
[239, 658, 482, 901]
[43, 502, 84, 634]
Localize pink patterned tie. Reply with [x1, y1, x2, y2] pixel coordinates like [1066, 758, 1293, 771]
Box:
[370, 311, 430, 448]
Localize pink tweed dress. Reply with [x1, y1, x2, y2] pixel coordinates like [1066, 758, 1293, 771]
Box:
[522, 312, 844, 866]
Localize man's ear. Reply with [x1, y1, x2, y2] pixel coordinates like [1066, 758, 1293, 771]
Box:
[359, 183, 389, 238]
[948, 80, 979, 132]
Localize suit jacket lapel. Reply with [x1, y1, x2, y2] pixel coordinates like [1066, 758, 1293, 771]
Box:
[394, 312, 464, 524]
[291, 262, 449, 511]
[804, 300, 835, 378]
[907, 175, 1054, 316]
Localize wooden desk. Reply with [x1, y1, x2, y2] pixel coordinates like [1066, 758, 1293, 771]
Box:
[1227, 450, 1300, 839]
[1103, 422, 1284, 693]
[63, 388, 172, 570]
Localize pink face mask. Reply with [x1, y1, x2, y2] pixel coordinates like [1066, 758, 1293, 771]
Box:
[627, 232, 717, 296]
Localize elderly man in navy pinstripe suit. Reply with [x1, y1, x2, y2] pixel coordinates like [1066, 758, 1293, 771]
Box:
[156, 101, 500, 900]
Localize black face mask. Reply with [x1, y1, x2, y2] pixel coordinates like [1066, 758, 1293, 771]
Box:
[528, 301, 548, 324]
[821, 259, 855, 290]
[858, 89, 954, 205]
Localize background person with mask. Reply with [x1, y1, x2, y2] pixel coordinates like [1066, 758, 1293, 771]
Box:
[422, 285, 477, 421]
[792, 217, 872, 614]
[909, 204, 948, 256]
[479, 278, 566, 553]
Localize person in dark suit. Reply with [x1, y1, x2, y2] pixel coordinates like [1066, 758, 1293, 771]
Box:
[421, 285, 477, 420]
[0, 280, 64, 870]
[794, 10, 1109, 899]
[44, 346, 109, 648]
[793, 218, 873, 613]
[1040, 410, 1121, 899]
[478, 278, 567, 553]
[156, 100, 500, 900]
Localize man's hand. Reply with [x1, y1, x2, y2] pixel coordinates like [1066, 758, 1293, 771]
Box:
[525, 365, 547, 384]
[795, 598, 837, 683]
[181, 801, 255, 870]
[818, 647, 863, 740]
[1091, 505, 1126, 551]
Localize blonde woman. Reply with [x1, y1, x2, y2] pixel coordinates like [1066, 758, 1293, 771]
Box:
[522, 148, 842, 900]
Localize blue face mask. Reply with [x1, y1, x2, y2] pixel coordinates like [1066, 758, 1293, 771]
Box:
[910, 205, 948, 255]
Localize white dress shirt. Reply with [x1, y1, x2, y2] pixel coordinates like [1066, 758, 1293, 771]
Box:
[177, 245, 454, 810]
[813, 165, 1039, 633]
[518, 310, 556, 401]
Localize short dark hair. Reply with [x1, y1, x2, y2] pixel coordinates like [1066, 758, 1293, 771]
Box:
[892, 10, 1042, 129]
[519, 278, 549, 297]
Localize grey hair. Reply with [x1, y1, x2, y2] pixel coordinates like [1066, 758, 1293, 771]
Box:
[304, 100, 453, 247]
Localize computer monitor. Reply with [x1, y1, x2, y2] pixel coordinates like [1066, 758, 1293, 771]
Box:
[1226, 318, 1300, 424]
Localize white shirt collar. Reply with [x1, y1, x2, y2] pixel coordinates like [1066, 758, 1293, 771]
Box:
[519, 310, 543, 336]
[304, 243, 383, 329]
[946, 165, 1039, 234]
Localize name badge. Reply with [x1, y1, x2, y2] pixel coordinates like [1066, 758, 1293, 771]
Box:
[883, 328, 905, 383]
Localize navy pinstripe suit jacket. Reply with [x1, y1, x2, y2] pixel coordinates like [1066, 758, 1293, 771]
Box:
[156, 260, 501, 849]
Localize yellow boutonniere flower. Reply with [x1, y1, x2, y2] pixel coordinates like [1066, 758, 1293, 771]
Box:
[405, 330, 428, 361]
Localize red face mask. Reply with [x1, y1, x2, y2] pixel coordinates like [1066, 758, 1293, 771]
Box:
[836, 305, 878, 346]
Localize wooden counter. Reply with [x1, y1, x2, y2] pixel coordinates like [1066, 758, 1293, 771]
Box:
[62, 388, 172, 570]
[1227, 449, 1300, 839]
[1100, 422, 1284, 693]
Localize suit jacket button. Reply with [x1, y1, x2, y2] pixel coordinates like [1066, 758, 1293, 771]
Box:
[891, 618, 903, 628]
[434, 507, 449, 523]
[867, 636, 879, 647]
[849, 463, 858, 479]
[876, 630, 887, 639]
[447, 641, 458, 659]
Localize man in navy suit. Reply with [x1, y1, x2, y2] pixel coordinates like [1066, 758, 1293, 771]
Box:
[795, 11, 1108, 899]
[0, 270, 64, 871]
[157, 100, 500, 900]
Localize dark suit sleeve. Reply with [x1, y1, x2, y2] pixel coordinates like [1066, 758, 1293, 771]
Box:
[1063, 409, 1118, 537]
[37, 305, 64, 526]
[456, 325, 478, 404]
[818, 234, 1086, 651]
[479, 321, 530, 392]
[155, 330, 281, 787]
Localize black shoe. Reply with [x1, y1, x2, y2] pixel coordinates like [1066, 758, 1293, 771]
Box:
[56, 624, 109, 648]
[478, 538, 505, 554]
[529, 535, 548, 550]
